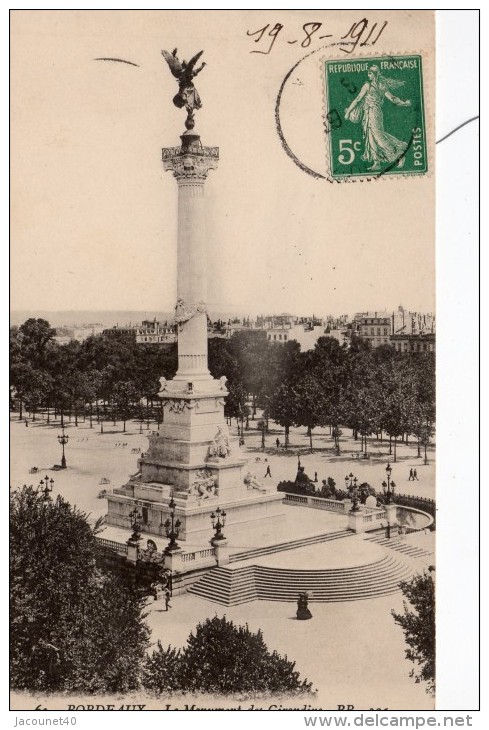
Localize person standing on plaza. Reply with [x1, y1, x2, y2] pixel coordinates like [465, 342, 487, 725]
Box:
[276, 437, 280, 449]
[165, 588, 171, 611]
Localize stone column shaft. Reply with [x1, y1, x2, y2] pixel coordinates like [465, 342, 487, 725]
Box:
[177, 181, 207, 306]
[162, 134, 219, 384]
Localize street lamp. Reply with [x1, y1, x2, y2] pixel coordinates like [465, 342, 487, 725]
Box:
[164, 496, 182, 553]
[57, 426, 69, 469]
[345, 472, 360, 512]
[381, 462, 396, 505]
[129, 506, 143, 541]
[210, 506, 227, 542]
[381, 462, 396, 538]
[38, 475, 54, 501]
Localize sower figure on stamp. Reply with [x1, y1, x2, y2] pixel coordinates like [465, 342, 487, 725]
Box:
[344, 65, 411, 171]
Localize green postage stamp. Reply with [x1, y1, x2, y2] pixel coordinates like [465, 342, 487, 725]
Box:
[324, 55, 427, 179]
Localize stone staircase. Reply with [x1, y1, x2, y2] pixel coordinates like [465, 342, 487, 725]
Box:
[366, 534, 434, 560]
[188, 553, 413, 606]
[228, 529, 353, 563]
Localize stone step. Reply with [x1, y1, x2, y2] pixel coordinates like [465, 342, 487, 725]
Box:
[366, 535, 433, 558]
[188, 554, 413, 606]
[235, 553, 401, 577]
[229, 529, 352, 563]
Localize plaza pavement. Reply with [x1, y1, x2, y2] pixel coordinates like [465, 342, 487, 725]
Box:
[10, 414, 436, 708]
[10, 413, 435, 522]
[144, 587, 435, 710]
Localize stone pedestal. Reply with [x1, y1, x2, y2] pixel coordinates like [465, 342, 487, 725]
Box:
[164, 548, 184, 573]
[385, 503, 398, 529]
[126, 537, 141, 564]
[212, 538, 231, 567]
[348, 509, 365, 534]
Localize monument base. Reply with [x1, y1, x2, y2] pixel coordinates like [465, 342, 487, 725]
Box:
[106, 488, 284, 541]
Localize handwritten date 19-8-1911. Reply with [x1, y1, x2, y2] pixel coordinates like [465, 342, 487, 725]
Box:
[246, 19, 388, 56]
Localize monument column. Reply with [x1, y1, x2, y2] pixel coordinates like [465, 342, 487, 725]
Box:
[163, 132, 219, 387]
[104, 48, 284, 544]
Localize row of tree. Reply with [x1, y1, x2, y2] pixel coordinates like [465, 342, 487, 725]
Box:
[10, 319, 435, 457]
[10, 318, 177, 429]
[209, 330, 435, 459]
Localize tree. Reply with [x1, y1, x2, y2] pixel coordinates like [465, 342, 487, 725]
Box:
[269, 382, 299, 448]
[112, 381, 139, 432]
[142, 616, 313, 695]
[10, 360, 36, 420]
[141, 642, 183, 694]
[24, 370, 52, 422]
[380, 357, 418, 462]
[18, 318, 56, 369]
[10, 486, 149, 693]
[311, 338, 348, 452]
[293, 370, 325, 453]
[229, 331, 276, 419]
[419, 420, 435, 465]
[391, 569, 435, 695]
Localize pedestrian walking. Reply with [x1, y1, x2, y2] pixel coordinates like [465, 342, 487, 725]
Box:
[413, 469, 419, 481]
[314, 471, 318, 483]
[165, 589, 171, 611]
[408, 468, 414, 481]
[264, 464, 272, 478]
[276, 438, 280, 449]
[25, 419, 28, 427]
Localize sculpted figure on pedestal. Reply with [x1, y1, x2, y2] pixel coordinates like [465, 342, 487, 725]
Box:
[161, 48, 206, 130]
[174, 297, 207, 325]
[207, 426, 231, 459]
[244, 472, 266, 492]
[191, 468, 218, 501]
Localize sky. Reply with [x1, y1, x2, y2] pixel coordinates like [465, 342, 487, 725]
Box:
[10, 10, 436, 317]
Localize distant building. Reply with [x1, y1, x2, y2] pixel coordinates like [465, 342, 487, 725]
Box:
[354, 306, 435, 349]
[390, 333, 435, 354]
[72, 324, 105, 342]
[102, 318, 176, 344]
[135, 319, 176, 344]
[265, 326, 291, 344]
[356, 313, 392, 348]
[392, 305, 436, 337]
[257, 314, 296, 329]
[324, 327, 349, 347]
[55, 323, 104, 344]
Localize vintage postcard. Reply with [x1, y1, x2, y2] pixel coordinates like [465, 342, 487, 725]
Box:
[10, 8, 444, 714]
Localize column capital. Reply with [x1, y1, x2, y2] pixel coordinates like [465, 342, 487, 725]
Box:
[162, 133, 219, 182]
